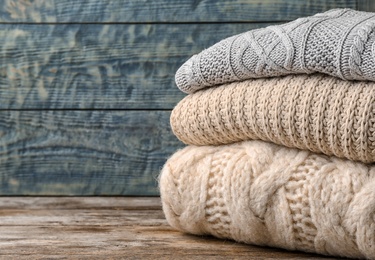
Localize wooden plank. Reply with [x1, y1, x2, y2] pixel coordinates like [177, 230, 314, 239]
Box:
[0, 209, 166, 226]
[0, 0, 357, 23]
[0, 197, 162, 210]
[0, 197, 338, 259]
[0, 23, 266, 109]
[358, 0, 375, 11]
[0, 110, 183, 196]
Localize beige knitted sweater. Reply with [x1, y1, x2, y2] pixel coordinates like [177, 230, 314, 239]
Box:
[171, 74, 375, 163]
[159, 140, 375, 259]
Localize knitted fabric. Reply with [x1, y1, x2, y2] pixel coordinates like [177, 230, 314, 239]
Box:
[171, 74, 375, 163]
[175, 9, 375, 93]
[159, 140, 375, 259]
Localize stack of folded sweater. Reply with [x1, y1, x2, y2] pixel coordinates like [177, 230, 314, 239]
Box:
[159, 9, 375, 259]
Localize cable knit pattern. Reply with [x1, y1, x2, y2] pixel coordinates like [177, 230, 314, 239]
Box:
[175, 9, 375, 93]
[171, 74, 375, 163]
[159, 141, 375, 259]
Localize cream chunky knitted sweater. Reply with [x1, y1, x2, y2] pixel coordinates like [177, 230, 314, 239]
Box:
[159, 141, 375, 259]
[171, 74, 375, 163]
[176, 9, 375, 93]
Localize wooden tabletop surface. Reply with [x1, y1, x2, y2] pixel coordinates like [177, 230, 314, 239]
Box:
[0, 197, 343, 259]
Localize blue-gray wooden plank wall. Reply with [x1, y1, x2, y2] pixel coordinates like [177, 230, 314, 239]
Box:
[0, 0, 371, 195]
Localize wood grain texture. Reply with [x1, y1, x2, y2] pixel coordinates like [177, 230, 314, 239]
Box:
[0, 23, 268, 109]
[358, 0, 375, 11]
[0, 197, 340, 259]
[0, 110, 182, 196]
[0, 197, 162, 210]
[0, 0, 364, 197]
[0, 0, 358, 23]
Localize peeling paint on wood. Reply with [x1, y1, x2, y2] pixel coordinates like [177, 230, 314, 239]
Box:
[0, 0, 358, 23]
[0, 111, 182, 195]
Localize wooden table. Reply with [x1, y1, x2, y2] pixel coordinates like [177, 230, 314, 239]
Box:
[0, 197, 340, 259]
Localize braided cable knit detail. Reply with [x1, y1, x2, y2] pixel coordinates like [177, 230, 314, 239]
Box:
[159, 141, 375, 259]
[242, 30, 291, 75]
[349, 21, 375, 78]
[175, 9, 375, 93]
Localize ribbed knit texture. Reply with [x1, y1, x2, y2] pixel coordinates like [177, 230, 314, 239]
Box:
[175, 9, 375, 93]
[171, 74, 375, 163]
[159, 140, 375, 259]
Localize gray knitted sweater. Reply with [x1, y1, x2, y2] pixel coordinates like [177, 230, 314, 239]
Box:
[176, 9, 375, 93]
